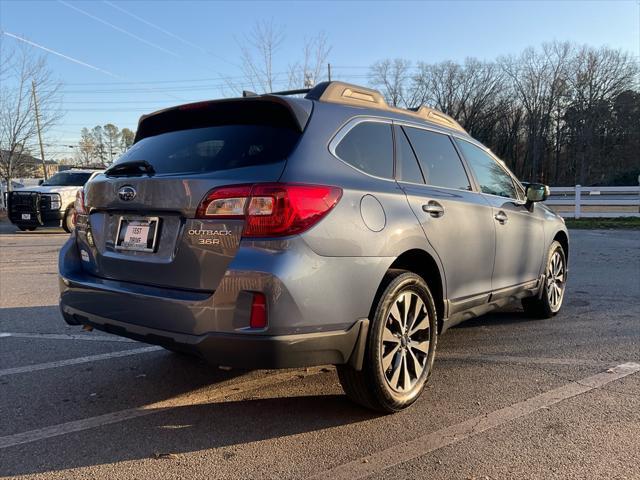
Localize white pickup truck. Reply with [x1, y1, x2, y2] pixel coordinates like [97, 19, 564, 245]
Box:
[7, 169, 102, 232]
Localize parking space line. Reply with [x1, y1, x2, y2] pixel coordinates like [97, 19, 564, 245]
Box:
[308, 362, 640, 480]
[0, 332, 136, 343]
[0, 367, 325, 449]
[0, 346, 162, 377]
[439, 353, 611, 367]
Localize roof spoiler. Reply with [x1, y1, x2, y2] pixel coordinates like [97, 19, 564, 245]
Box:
[134, 95, 313, 143]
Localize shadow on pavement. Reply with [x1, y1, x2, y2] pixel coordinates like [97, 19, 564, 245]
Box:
[0, 303, 376, 477]
[0, 218, 68, 236]
[452, 309, 542, 329]
[2, 393, 374, 477]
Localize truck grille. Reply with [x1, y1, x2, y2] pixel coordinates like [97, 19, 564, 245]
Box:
[8, 192, 42, 224]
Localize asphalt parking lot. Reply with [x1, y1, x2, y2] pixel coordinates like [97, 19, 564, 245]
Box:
[0, 220, 638, 480]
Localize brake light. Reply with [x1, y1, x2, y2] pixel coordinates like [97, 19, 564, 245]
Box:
[196, 183, 342, 237]
[249, 292, 267, 329]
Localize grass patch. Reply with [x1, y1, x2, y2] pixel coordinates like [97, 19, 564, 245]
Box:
[564, 217, 640, 229]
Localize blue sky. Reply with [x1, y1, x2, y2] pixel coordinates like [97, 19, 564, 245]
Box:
[1, 0, 638, 160]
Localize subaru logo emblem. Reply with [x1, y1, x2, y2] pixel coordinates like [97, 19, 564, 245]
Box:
[118, 185, 136, 202]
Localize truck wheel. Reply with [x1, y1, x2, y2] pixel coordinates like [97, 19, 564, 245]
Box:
[62, 206, 76, 233]
[337, 271, 438, 413]
[18, 226, 37, 232]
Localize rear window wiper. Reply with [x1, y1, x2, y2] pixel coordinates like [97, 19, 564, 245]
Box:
[105, 160, 156, 177]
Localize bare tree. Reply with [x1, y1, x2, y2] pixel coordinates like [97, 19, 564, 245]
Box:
[287, 32, 331, 89]
[565, 45, 638, 184]
[75, 128, 95, 166]
[369, 58, 413, 107]
[237, 20, 285, 93]
[414, 59, 507, 137]
[499, 42, 572, 181]
[120, 127, 135, 152]
[91, 125, 108, 167]
[0, 44, 62, 190]
[103, 123, 120, 164]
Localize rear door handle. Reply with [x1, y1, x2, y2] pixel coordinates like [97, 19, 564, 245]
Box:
[494, 211, 508, 224]
[422, 201, 445, 218]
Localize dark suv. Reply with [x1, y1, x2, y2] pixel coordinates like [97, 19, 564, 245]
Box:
[59, 81, 568, 412]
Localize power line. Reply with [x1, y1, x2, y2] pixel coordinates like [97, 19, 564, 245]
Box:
[102, 0, 240, 69]
[3, 32, 187, 102]
[1, 31, 122, 79]
[57, 0, 180, 58]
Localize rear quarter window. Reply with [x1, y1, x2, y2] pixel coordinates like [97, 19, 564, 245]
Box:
[334, 121, 393, 179]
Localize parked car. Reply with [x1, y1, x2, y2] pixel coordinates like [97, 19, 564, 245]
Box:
[58, 82, 568, 412]
[8, 169, 102, 232]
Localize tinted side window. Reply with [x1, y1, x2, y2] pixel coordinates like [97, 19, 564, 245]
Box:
[335, 122, 393, 178]
[403, 127, 471, 190]
[395, 126, 424, 184]
[455, 140, 518, 199]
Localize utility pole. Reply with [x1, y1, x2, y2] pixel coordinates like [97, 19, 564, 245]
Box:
[327, 63, 332, 82]
[31, 80, 48, 180]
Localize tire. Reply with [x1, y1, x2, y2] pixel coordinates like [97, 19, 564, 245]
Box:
[62, 206, 76, 233]
[18, 226, 37, 232]
[522, 240, 567, 318]
[337, 270, 438, 413]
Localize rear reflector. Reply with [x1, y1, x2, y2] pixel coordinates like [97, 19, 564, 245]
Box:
[249, 292, 267, 329]
[196, 183, 342, 237]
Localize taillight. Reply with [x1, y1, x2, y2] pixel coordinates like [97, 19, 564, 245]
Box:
[196, 183, 342, 238]
[195, 185, 252, 219]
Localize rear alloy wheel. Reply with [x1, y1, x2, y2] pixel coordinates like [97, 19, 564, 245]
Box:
[63, 206, 76, 233]
[522, 240, 567, 318]
[337, 271, 438, 412]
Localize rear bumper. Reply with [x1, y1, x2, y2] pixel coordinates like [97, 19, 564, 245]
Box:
[58, 234, 382, 369]
[60, 304, 367, 369]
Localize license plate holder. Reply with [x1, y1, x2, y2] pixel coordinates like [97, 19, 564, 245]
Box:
[115, 216, 159, 252]
[21, 213, 31, 220]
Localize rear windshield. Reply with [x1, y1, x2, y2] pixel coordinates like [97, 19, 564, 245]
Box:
[113, 124, 300, 175]
[42, 172, 92, 186]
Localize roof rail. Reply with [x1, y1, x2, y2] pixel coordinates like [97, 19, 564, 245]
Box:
[243, 88, 310, 98]
[306, 81, 386, 108]
[412, 106, 464, 132]
[268, 88, 311, 96]
[305, 81, 466, 133]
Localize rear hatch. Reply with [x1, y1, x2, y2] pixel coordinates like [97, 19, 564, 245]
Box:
[77, 97, 311, 292]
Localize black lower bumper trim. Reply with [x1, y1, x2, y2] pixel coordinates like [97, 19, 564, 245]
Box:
[60, 305, 365, 369]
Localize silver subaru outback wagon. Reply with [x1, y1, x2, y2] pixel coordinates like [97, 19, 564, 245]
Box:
[59, 81, 569, 412]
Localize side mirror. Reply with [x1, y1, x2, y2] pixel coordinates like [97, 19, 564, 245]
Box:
[525, 183, 550, 204]
[38, 179, 44, 186]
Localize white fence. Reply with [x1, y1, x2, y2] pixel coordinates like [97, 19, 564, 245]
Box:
[546, 185, 640, 218]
